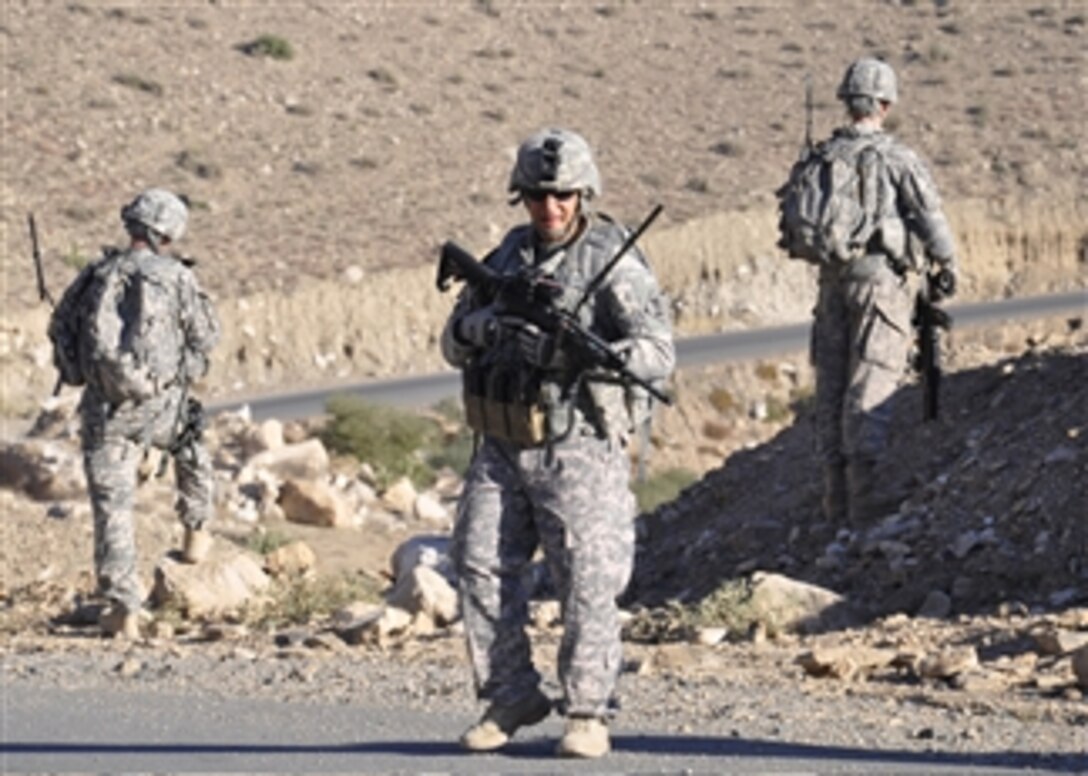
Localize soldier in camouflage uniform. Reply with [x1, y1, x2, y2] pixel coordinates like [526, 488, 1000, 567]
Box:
[441, 128, 674, 759]
[810, 59, 958, 524]
[50, 189, 221, 639]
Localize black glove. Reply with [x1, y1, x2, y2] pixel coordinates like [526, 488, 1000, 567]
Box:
[455, 305, 500, 348]
[510, 321, 567, 370]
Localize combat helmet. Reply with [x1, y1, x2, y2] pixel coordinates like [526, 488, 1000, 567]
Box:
[508, 128, 601, 202]
[121, 188, 188, 242]
[836, 58, 898, 104]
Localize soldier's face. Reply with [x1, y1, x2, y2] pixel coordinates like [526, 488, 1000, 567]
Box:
[524, 189, 580, 244]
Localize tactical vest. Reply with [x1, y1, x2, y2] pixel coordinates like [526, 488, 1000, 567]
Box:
[462, 215, 653, 445]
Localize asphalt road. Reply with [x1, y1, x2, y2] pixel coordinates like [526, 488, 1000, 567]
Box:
[2, 682, 1075, 774]
[209, 290, 1086, 421]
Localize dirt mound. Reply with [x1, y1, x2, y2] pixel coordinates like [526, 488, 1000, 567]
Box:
[630, 332, 1087, 618]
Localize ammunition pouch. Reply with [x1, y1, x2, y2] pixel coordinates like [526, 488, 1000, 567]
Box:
[462, 363, 547, 447]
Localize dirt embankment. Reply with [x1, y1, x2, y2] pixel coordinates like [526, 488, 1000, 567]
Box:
[3, 196, 1084, 419]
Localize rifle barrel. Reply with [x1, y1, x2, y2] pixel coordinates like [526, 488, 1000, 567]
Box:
[28, 213, 55, 307]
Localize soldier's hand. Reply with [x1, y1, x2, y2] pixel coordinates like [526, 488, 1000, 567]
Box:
[512, 322, 567, 370]
[455, 305, 501, 348]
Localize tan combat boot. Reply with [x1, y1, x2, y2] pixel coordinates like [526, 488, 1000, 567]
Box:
[181, 525, 212, 564]
[99, 606, 140, 640]
[460, 689, 552, 751]
[556, 716, 610, 759]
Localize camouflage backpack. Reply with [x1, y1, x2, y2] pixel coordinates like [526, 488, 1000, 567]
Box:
[776, 132, 893, 265]
[48, 248, 184, 404]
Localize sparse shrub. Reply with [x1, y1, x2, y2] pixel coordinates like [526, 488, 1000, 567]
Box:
[246, 571, 382, 627]
[474, 0, 500, 18]
[322, 395, 441, 489]
[763, 395, 792, 424]
[691, 578, 760, 634]
[925, 43, 952, 63]
[244, 529, 290, 555]
[754, 362, 779, 382]
[632, 467, 698, 514]
[291, 161, 321, 176]
[367, 67, 398, 89]
[112, 72, 163, 96]
[716, 66, 752, 80]
[710, 140, 743, 157]
[238, 34, 294, 61]
[966, 104, 989, 128]
[789, 385, 815, 416]
[623, 580, 759, 643]
[473, 46, 515, 60]
[61, 205, 97, 223]
[684, 176, 710, 194]
[175, 150, 221, 180]
[708, 387, 739, 414]
[62, 245, 91, 270]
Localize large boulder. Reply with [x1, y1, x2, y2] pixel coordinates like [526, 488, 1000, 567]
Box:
[278, 478, 353, 528]
[0, 439, 86, 501]
[151, 553, 271, 617]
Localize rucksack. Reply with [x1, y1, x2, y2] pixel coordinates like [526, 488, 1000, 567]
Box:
[776, 132, 893, 265]
[48, 248, 185, 405]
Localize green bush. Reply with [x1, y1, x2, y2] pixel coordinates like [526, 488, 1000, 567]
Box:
[247, 572, 382, 627]
[691, 578, 759, 635]
[238, 34, 294, 61]
[112, 72, 163, 96]
[622, 579, 758, 643]
[632, 467, 698, 513]
[244, 528, 290, 556]
[322, 395, 440, 489]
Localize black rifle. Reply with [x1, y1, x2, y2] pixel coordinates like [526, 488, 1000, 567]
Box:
[28, 213, 56, 307]
[913, 269, 954, 421]
[436, 206, 671, 406]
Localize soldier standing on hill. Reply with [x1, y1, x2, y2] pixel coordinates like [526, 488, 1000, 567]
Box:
[440, 128, 675, 758]
[777, 58, 958, 525]
[48, 189, 221, 639]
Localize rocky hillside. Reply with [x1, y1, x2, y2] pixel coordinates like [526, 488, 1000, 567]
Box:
[2, 1, 1085, 417]
[631, 328, 1088, 619]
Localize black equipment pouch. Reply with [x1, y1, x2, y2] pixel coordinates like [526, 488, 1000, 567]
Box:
[463, 363, 546, 447]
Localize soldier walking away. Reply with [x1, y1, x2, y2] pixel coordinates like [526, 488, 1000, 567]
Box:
[776, 58, 958, 525]
[47, 189, 221, 639]
[440, 128, 675, 758]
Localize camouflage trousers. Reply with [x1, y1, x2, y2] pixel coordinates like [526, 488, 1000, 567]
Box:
[80, 385, 214, 611]
[812, 259, 915, 519]
[453, 428, 635, 718]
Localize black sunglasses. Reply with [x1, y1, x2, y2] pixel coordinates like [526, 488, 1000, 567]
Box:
[523, 189, 578, 203]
